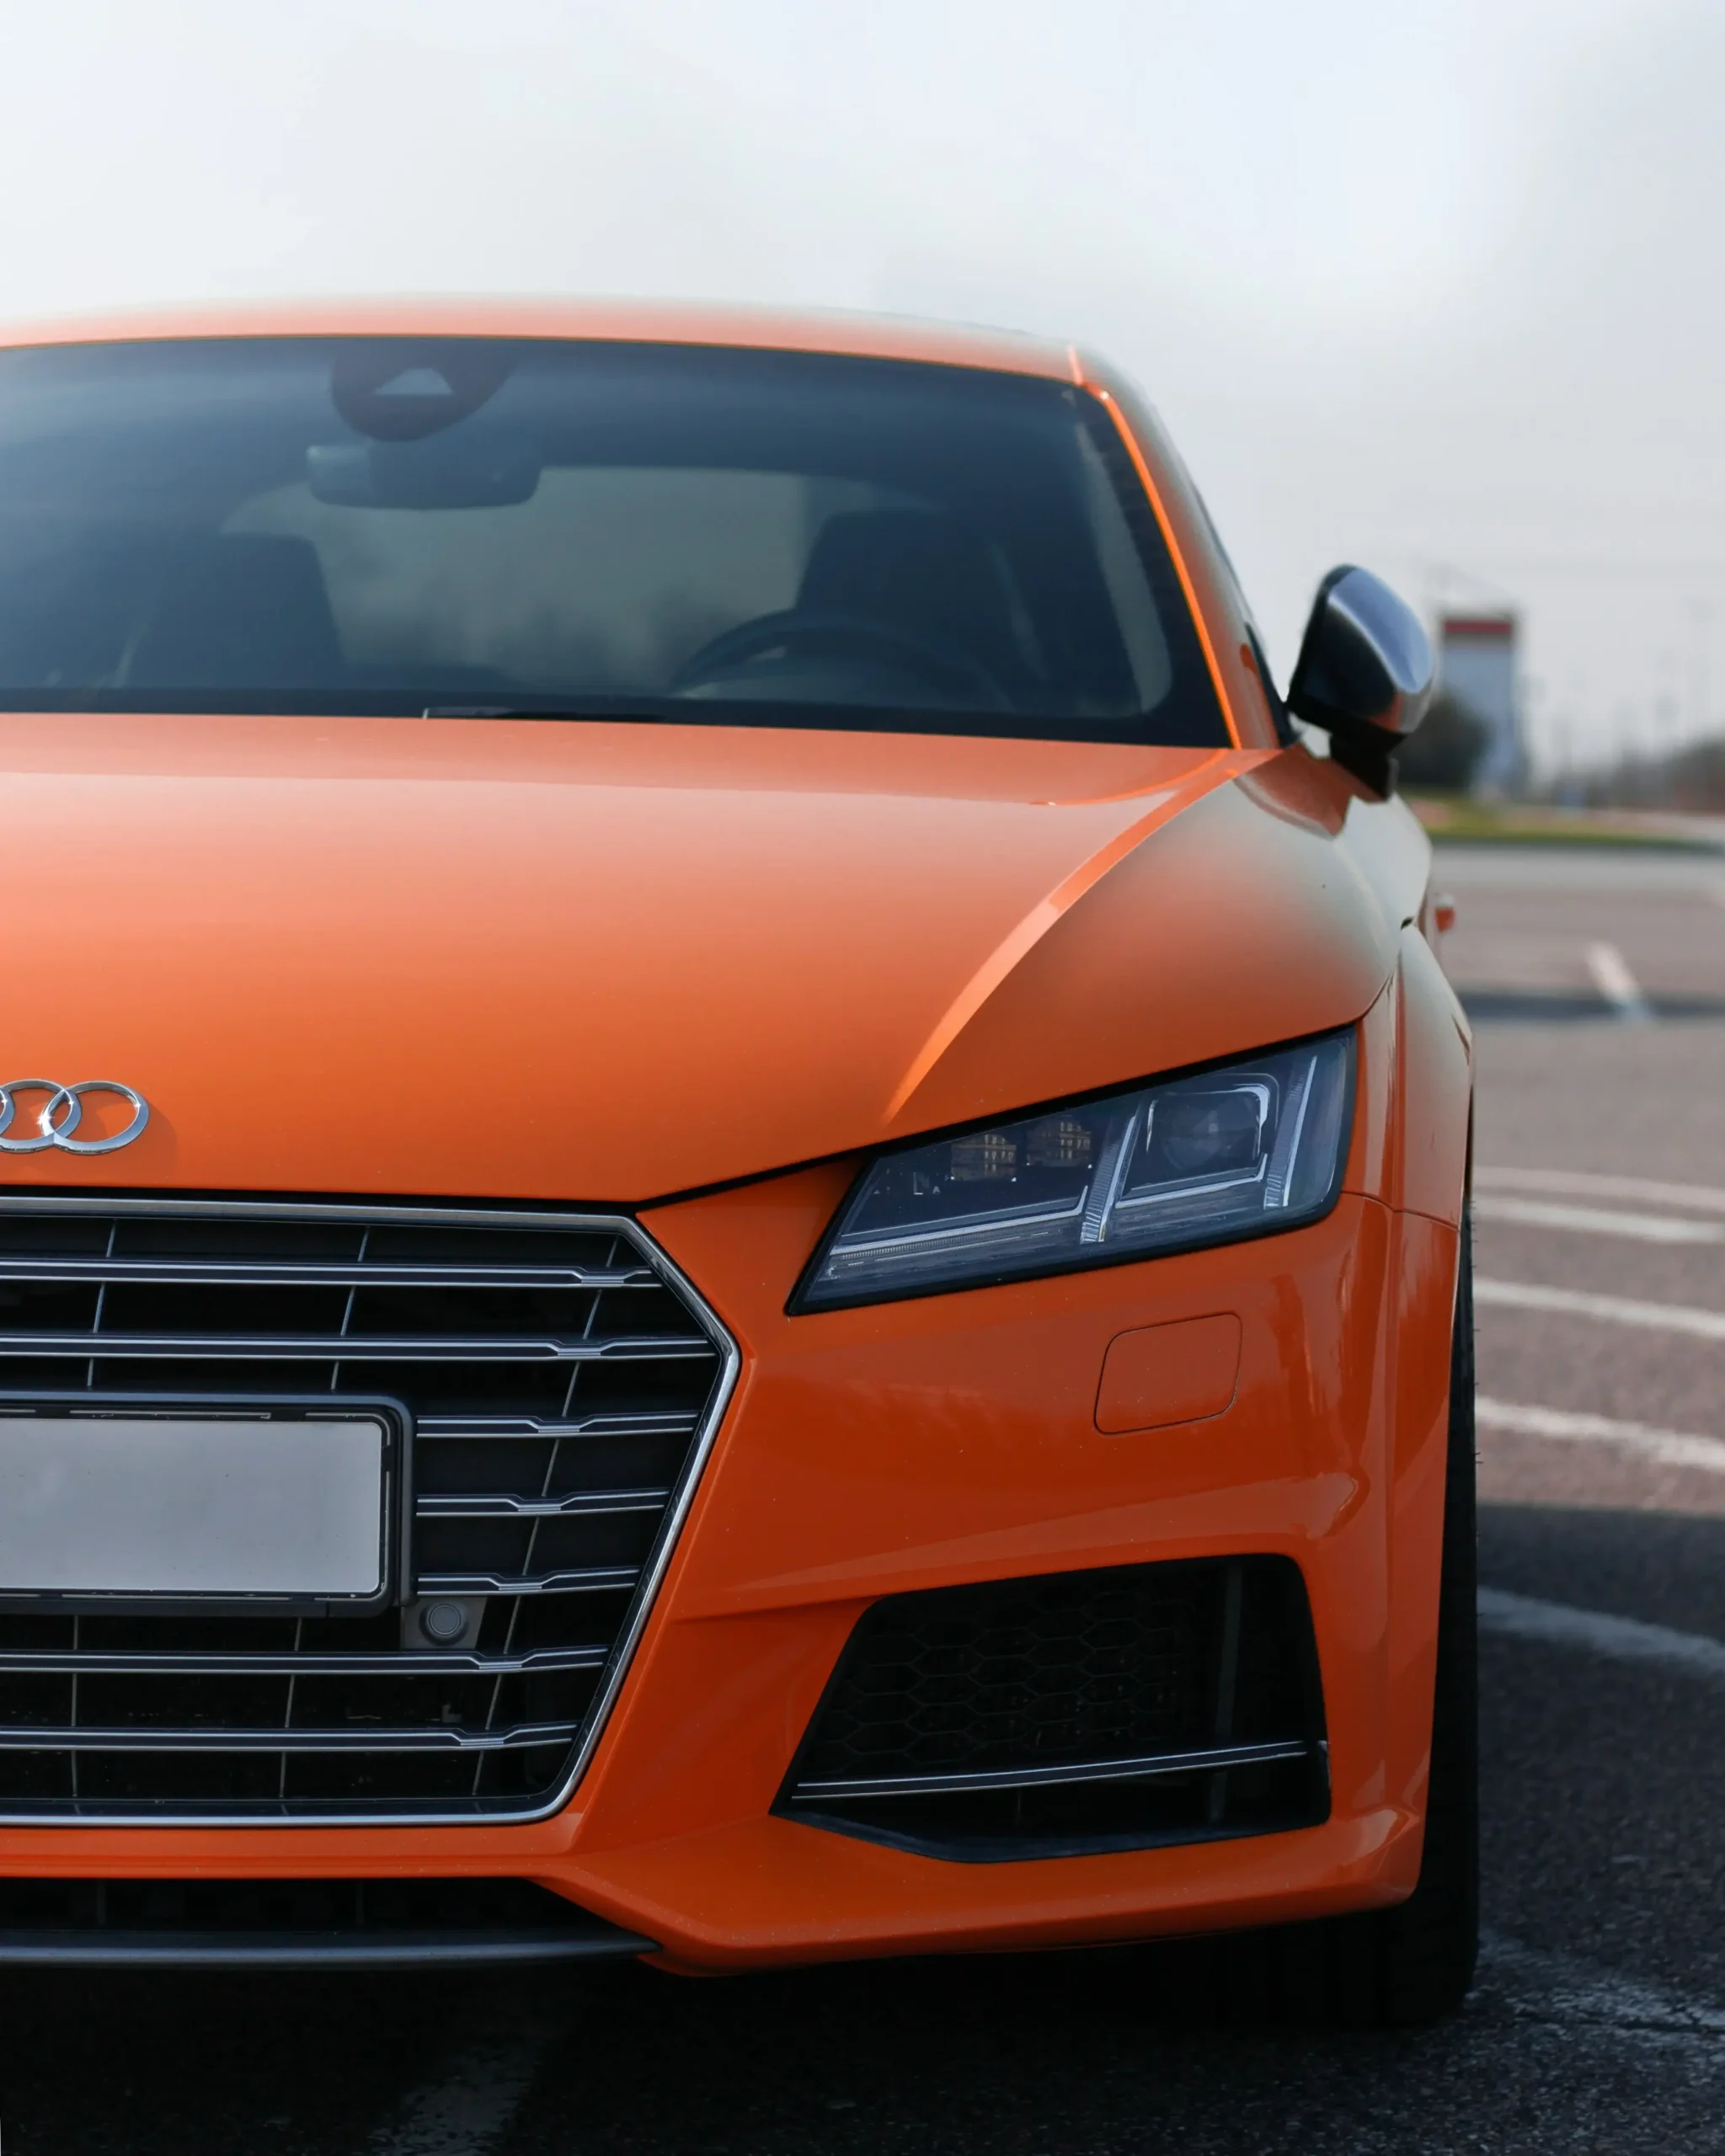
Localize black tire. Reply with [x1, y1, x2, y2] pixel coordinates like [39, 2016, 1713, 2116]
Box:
[1147, 1214, 1479, 2029]
[1357, 1206, 1480, 2025]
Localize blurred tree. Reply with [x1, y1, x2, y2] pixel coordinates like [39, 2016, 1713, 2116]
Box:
[1580, 734, 1725, 809]
[1397, 691, 1490, 792]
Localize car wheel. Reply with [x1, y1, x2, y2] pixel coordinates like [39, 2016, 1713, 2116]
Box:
[1345, 1204, 1480, 2025]
[1141, 1213, 1480, 2029]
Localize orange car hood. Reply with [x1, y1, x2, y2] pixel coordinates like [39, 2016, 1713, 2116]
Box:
[0, 717, 1402, 1200]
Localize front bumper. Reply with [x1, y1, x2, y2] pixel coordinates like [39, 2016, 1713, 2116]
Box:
[0, 1167, 1461, 1972]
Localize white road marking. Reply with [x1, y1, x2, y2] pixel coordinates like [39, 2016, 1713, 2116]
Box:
[1477, 1166, 1725, 1216]
[1478, 1396, 1725, 1475]
[1478, 1587, 1725, 1684]
[1584, 939, 1656, 1022]
[369, 2010, 557, 2156]
[1431, 845, 1725, 892]
[1472, 1193, 1725, 1244]
[1476, 1276, 1725, 1342]
[1481, 1929, 1725, 2047]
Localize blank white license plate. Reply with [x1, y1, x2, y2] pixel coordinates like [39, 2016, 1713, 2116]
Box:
[0, 1414, 388, 1598]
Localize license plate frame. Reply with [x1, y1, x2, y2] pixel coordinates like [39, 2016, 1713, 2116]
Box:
[0, 1394, 409, 1616]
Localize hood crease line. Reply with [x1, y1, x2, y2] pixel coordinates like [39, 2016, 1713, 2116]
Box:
[882, 759, 1231, 1123]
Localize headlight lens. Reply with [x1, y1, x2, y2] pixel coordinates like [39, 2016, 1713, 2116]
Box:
[797, 1030, 1354, 1309]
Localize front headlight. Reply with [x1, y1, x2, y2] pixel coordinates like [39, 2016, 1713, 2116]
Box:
[795, 1030, 1355, 1310]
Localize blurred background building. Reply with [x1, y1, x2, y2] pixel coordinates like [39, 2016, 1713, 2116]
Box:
[1394, 609, 1524, 796]
[1439, 613, 1522, 792]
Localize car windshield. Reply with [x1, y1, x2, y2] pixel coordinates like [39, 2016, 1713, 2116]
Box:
[0, 336, 1227, 744]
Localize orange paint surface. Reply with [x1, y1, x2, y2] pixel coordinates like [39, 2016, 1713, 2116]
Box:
[0, 297, 1076, 380]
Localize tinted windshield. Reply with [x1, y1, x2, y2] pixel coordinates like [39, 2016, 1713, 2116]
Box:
[0, 337, 1226, 744]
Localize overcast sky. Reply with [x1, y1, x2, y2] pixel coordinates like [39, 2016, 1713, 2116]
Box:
[2, 0, 1719, 770]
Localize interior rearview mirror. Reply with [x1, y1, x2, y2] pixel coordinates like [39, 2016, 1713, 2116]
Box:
[1286, 565, 1434, 793]
[307, 430, 542, 510]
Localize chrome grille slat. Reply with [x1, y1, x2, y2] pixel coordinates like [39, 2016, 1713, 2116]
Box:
[0, 1721, 581, 1754]
[415, 1412, 698, 1438]
[0, 1259, 658, 1289]
[787, 1737, 1316, 1802]
[414, 1489, 670, 1520]
[415, 1567, 641, 1596]
[0, 1331, 711, 1362]
[0, 1195, 622, 1227]
[0, 1198, 738, 1825]
[0, 1647, 608, 1677]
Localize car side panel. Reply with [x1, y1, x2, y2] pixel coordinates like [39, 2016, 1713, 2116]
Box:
[1396, 924, 1473, 1225]
[1336, 785, 1436, 937]
[1384, 1208, 1463, 1849]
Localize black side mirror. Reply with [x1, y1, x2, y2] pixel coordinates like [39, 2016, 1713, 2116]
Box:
[1287, 566, 1434, 794]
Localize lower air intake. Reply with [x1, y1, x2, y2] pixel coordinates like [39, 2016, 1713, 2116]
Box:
[779, 1556, 1327, 1860]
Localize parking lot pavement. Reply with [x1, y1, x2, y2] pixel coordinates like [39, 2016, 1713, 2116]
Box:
[1448, 844, 1725, 1520]
[3, 839, 1724, 2154]
[1436, 842, 1725, 1019]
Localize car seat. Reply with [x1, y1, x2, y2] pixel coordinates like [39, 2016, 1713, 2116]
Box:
[122, 533, 345, 689]
[794, 510, 1023, 688]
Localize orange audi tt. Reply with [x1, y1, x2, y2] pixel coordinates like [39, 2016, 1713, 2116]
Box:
[0, 303, 1474, 2022]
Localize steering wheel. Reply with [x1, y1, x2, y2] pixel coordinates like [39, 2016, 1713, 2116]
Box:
[669, 609, 1009, 709]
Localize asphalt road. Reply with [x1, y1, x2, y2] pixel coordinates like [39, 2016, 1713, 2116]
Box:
[3, 837, 1724, 2153]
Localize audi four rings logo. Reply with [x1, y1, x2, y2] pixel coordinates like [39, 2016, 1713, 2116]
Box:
[0, 1081, 150, 1156]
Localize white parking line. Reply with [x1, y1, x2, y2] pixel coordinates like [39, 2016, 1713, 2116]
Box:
[1478, 1396, 1725, 1474]
[1585, 940, 1656, 1022]
[1478, 1588, 1725, 1684]
[1476, 1277, 1725, 1342]
[1477, 1166, 1725, 1216]
[1472, 1194, 1725, 1245]
[370, 2009, 557, 2156]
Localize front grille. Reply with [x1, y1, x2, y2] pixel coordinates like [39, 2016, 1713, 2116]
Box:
[0, 1198, 734, 1822]
[780, 1557, 1327, 1860]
